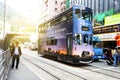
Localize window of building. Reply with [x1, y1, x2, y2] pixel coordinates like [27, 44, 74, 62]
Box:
[64, 1, 66, 4]
[61, 2, 62, 6]
[55, 0, 57, 5]
[55, 8, 57, 11]
[61, 8, 63, 11]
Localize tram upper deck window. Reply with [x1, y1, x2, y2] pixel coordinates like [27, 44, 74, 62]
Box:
[82, 10, 92, 22]
[113, 25, 119, 32]
[75, 9, 80, 18]
[106, 26, 112, 33]
[102, 27, 107, 33]
[93, 28, 102, 34]
[67, 11, 73, 20]
[61, 16, 66, 22]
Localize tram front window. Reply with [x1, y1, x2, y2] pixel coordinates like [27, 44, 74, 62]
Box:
[82, 10, 92, 22]
[93, 41, 103, 48]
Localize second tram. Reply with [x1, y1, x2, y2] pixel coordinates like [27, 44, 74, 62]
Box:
[93, 23, 120, 49]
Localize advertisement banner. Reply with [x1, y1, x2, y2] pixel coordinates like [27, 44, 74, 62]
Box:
[105, 13, 120, 26]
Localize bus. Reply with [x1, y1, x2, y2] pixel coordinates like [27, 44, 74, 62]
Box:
[38, 5, 94, 64]
[93, 36, 105, 61]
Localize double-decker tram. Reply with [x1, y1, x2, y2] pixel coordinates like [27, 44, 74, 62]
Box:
[93, 23, 120, 49]
[38, 5, 94, 64]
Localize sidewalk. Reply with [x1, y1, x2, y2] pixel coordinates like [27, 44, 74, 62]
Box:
[7, 62, 41, 80]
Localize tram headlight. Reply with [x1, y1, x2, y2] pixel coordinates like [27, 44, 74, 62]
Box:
[90, 52, 94, 56]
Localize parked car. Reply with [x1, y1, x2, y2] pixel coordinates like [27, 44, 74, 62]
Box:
[29, 42, 38, 50]
[23, 42, 30, 48]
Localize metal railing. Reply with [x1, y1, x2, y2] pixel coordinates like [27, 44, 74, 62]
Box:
[0, 49, 11, 80]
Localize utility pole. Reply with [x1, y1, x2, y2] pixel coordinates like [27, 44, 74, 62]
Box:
[3, 0, 6, 39]
[3, 0, 6, 50]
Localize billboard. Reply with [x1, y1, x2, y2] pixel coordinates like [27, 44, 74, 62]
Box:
[94, 8, 114, 27]
[105, 13, 120, 26]
[93, 33, 116, 41]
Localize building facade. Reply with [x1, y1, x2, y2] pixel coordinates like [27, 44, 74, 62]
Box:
[42, 0, 68, 22]
[41, 0, 120, 22]
[69, 0, 120, 15]
[43, 0, 66, 20]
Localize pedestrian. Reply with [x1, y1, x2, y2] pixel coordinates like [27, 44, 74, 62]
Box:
[11, 42, 22, 69]
[114, 33, 120, 47]
[115, 33, 120, 63]
[75, 34, 80, 45]
[118, 55, 120, 65]
[112, 47, 120, 67]
[10, 43, 14, 56]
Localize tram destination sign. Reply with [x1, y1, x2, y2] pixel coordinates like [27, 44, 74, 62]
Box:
[82, 26, 89, 31]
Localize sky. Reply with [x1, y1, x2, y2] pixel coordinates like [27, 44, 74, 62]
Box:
[0, 0, 45, 39]
[0, 0, 45, 23]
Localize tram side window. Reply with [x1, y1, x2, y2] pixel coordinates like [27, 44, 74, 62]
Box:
[89, 35, 92, 45]
[102, 27, 107, 33]
[74, 34, 81, 45]
[93, 28, 102, 34]
[83, 34, 88, 44]
[46, 38, 57, 45]
[113, 25, 119, 32]
[106, 26, 112, 33]
[118, 26, 120, 31]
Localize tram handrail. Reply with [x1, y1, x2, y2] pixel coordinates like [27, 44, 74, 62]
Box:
[0, 49, 11, 80]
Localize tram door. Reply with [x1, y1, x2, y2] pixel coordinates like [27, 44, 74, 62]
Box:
[38, 39, 44, 55]
[66, 34, 72, 55]
[38, 39, 41, 54]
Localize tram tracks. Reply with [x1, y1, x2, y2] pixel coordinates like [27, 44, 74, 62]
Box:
[80, 64, 120, 80]
[22, 56, 87, 80]
[21, 52, 120, 80]
[22, 57, 60, 80]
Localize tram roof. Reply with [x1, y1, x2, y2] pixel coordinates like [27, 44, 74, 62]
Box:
[39, 5, 92, 26]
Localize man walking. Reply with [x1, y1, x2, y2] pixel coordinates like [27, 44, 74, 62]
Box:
[11, 42, 22, 69]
